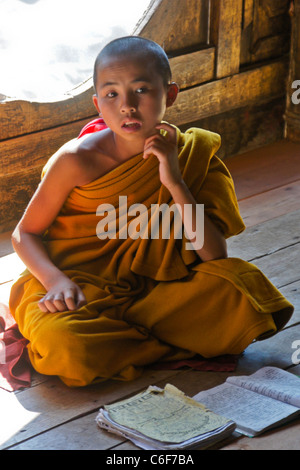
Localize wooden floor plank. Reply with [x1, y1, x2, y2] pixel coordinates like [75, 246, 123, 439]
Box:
[7, 410, 126, 451]
[227, 209, 300, 261]
[237, 181, 300, 228]
[6, 369, 234, 451]
[221, 417, 300, 450]
[226, 140, 300, 200]
[280, 281, 300, 326]
[0, 369, 184, 450]
[235, 326, 300, 373]
[248, 244, 299, 288]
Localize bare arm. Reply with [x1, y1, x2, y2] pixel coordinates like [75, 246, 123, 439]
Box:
[12, 149, 87, 313]
[143, 123, 227, 261]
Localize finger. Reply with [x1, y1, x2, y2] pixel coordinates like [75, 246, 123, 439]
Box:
[156, 122, 177, 133]
[143, 144, 166, 161]
[38, 299, 50, 313]
[43, 298, 59, 313]
[53, 297, 69, 312]
[64, 292, 77, 311]
[144, 132, 165, 145]
[143, 134, 165, 157]
[144, 135, 169, 155]
[144, 140, 164, 154]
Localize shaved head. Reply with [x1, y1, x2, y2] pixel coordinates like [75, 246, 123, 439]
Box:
[93, 36, 172, 92]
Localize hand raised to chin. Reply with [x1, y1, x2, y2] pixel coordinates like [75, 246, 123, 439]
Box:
[143, 123, 183, 191]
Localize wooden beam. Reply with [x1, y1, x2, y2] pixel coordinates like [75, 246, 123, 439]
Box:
[0, 166, 41, 232]
[0, 118, 95, 177]
[0, 79, 97, 141]
[135, 0, 209, 54]
[165, 59, 288, 125]
[210, 0, 243, 78]
[0, 118, 95, 232]
[170, 48, 215, 89]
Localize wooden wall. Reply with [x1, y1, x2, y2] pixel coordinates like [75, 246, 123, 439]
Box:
[0, 0, 291, 233]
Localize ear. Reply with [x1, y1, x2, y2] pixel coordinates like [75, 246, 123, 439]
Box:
[166, 82, 179, 108]
[93, 94, 101, 114]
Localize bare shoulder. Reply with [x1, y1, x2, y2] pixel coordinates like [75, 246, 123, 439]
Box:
[43, 129, 114, 186]
[41, 138, 83, 179]
[15, 130, 115, 235]
[42, 135, 95, 185]
[15, 136, 103, 235]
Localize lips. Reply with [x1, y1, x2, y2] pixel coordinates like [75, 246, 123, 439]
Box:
[121, 119, 142, 132]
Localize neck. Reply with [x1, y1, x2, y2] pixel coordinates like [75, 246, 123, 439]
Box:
[112, 133, 146, 161]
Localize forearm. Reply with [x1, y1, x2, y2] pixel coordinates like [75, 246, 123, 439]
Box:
[167, 180, 227, 261]
[144, 123, 227, 261]
[11, 227, 68, 290]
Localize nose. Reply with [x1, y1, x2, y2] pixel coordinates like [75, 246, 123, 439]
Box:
[120, 92, 137, 114]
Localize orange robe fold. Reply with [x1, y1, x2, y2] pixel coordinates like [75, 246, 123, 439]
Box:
[9, 126, 294, 386]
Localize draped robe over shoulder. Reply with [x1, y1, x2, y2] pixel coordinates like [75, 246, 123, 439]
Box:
[9, 126, 294, 387]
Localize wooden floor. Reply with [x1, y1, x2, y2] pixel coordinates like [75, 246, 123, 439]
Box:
[0, 139, 300, 451]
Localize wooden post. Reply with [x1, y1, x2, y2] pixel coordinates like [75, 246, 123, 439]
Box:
[284, 0, 300, 141]
[210, 0, 243, 78]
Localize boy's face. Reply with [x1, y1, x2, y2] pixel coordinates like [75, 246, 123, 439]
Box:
[93, 53, 178, 147]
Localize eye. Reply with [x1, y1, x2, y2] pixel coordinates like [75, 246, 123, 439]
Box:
[106, 91, 117, 98]
[136, 87, 148, 94]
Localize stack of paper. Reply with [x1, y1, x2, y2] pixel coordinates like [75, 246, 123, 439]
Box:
[96, 384, 235, 450]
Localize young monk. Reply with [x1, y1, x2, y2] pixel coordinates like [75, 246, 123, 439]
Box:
[9, 36, 294, 387]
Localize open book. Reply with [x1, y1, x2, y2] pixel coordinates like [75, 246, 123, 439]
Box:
[193, 367, 300, 437]
[96, 383, 236, 450]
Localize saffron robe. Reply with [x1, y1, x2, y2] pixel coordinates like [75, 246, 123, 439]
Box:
[9, 126, 294, 387]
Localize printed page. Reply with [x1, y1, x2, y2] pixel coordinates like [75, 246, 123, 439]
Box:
[103, 384, 233, 444]
[97, 409, 234, 450]
[226, 367, 300, 407]
[193, 382, 299, 437]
